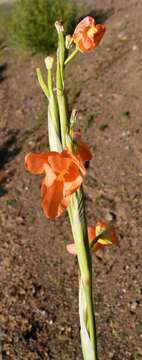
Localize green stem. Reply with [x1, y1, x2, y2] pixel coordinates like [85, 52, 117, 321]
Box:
[48, 68, 53, 96]
[68, 191, 98, 360]
[58, 30, 65, 85]
[64, 48, 79, 65]
[47, 63, 61, 151]
[56, 50, 69, 148]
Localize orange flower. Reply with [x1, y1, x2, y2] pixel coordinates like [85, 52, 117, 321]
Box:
[66, 220, 118, 255]
[72, 16, 105, 53]
[25, 149, 88, 219]
[89, 220, 118, 251]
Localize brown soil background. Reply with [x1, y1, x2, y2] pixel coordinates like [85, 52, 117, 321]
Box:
[0, 0, 142, 359]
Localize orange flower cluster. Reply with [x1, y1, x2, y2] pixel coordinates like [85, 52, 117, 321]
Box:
[67, 220, 118, 254]
[25, 144, 91, 219]
[72, 16, 105, 53]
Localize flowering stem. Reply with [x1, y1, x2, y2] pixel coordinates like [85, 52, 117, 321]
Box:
[52, 21, 98, 360]
[54, 23, 98, 360]
[29, 16, 107, 360]
[64, 48, 79, 65]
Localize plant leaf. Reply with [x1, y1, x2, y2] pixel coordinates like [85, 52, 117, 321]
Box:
[36, 68, 50, 98]
[79, 279, 95, 360]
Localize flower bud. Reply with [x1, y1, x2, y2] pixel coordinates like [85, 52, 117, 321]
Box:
[55, 21, 64, 33]
[70, 109, 78, 125]
[65, 35, 73, 49]
[44, 56, 54, 70]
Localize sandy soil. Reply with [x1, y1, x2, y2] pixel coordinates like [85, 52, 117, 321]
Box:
[0, 0, 142, 359]
[0, 0, 14, 4]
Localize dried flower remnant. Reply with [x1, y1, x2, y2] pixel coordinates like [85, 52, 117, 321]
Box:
[72, 16, 105, 52]
[65, 34, 72, 49]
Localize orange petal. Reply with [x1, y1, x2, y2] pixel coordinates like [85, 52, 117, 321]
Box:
[64, 174, 83, 196]
[66, 243, 76, 255]
[64, 162, 80, 182]
[73, 16, 96, 39]
[88, 225, 96, 242]
[76, 140, 92, 161]
[93, 220, 118, 251]
[95, 220, 107, 235]
[73, 132, 92, 161]
[25, 152, 49, 174]
[95, 220, 118, 244]
[93, 24, 106, 47]
[44, 163, 57, 187]
[107, 226, 118, 245]
[69, 151, 86, 176]
[41, 178, 64, 219]
[48, 151, 72, 174]
[57, 194, 71, 216]
[91, 242, 103, 252]
[78, 36, 95, 52]
[88, 225, 103, 252]
[62, 150, 86, 176]
[54, 149, 87, 177]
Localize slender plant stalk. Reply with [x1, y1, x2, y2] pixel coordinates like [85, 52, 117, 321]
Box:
[34, 16, 113, 360]
[64, 48, 79, 65]
[68, 191, 98, 360]
[55, 29, 98, 360]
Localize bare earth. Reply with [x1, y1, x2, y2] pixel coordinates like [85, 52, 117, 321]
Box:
[0, 0, 142, 359]
[0, 0, 14, 4]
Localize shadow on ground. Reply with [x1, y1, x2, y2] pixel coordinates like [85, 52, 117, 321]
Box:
[0, 130, 21, 170]
[89, 8, 114, 23]
[80, 7, 114, 24]
[0, 63, 7, 82]
[0, 129, 21, 196]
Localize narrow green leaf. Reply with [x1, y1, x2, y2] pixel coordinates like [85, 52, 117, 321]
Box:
[36, 68, 50, 98]
[79, 280, 96, 360]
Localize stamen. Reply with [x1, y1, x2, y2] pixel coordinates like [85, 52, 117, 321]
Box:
[87, 27, 98, 37]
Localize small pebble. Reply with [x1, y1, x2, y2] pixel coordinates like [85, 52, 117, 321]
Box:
[130, 300, 139, 313]
[132, 45, 137, 51]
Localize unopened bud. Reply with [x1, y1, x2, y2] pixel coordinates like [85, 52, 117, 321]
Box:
[55, 21, 64, 33]
[44, 56, 54, 70]
[65, 35, 73, 49]
[70, 109, 78, 125]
